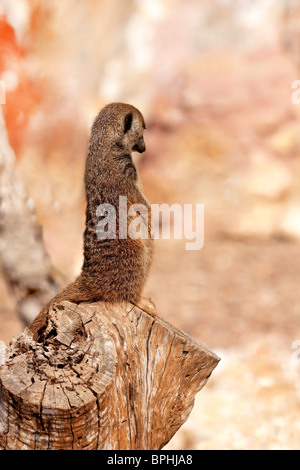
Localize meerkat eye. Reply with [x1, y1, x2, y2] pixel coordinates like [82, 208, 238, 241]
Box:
[124, 112, 133, 133]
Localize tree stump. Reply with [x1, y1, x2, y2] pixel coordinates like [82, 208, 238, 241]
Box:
[0, 301, 220, 450]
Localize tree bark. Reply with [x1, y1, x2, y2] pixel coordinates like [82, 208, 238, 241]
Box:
[0, 301, 220, 450]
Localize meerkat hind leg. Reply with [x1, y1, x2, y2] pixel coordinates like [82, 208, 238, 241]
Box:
[132, 297, 158, 317]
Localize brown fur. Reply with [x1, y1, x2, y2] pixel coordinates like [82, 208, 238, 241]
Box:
[30, 103, 156, 340]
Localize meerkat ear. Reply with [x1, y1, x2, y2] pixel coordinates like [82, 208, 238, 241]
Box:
[124, 112, 133, 133]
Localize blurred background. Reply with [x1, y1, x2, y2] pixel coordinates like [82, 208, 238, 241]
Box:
[0, 0, 300, 450]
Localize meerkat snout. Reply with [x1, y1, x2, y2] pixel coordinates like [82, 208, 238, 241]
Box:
[133, 136, 146, 153]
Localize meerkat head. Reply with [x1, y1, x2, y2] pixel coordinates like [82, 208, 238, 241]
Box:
[122, 106, 146, 154]
[91, 103, 146, 154]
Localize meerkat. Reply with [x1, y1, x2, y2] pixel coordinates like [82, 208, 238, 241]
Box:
[30, 103, 156, 340]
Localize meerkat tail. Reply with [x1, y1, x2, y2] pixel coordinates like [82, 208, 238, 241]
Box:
[131, 297, 157, 317]
[29, 277, 92, 340]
